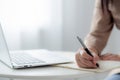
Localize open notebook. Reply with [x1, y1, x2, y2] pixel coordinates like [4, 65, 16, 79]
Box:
[55, 61, 120, 72]
[50, 51, 120, 72]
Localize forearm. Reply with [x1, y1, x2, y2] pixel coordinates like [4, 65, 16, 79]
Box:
[84, 32, 111, 55]
[84, 1, 114, 55]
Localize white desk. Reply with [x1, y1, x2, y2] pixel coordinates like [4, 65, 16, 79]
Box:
[0, 50, 110, 80]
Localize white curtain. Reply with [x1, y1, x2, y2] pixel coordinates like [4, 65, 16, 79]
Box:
[0, 0, 119, 52]
[0, 0, 62, 51]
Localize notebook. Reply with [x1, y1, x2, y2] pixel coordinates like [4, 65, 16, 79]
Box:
[52, 50, 120, 72]
[0, 23, 72, 69]
[55, 60, 120, 72]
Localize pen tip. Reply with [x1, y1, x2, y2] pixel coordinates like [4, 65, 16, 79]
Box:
[96, 63, 99, 68]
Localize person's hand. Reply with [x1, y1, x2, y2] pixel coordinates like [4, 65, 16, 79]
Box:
[100, 53, 120, 61]
[75, 48, 100, 68]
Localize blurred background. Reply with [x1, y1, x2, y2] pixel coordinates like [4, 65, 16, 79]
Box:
[0, 0, 120, 53]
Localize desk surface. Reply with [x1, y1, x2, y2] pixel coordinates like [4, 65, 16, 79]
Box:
[0, 50, 101, 80]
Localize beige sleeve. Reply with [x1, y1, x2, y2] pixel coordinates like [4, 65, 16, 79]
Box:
[85, 0, 114, 54]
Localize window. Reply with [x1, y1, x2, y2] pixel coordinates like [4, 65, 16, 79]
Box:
[0, 0, 62, 50]
[0, 0, 52, 28]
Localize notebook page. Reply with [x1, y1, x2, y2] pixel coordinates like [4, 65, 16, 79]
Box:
[55, 61, 120, 72]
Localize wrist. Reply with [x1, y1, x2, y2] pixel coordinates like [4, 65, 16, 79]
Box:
[87, 47, 100, 56]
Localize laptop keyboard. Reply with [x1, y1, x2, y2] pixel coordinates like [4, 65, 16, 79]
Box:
[11, 53, 45, 64]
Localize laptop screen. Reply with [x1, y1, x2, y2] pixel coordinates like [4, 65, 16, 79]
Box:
[0, 24, 13, 68]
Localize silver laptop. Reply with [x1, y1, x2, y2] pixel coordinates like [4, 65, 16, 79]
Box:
[0, 24, 71, 69]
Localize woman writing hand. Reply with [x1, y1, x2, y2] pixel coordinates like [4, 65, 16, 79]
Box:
[75, 47, 100, 68]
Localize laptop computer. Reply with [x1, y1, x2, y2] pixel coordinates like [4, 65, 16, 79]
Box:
[0, 24, 72, 69]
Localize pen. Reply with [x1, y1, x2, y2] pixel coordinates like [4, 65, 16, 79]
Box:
[76, 36, 99, 67]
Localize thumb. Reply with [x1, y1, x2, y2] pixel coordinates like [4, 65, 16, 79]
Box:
[92, 52, 99, 64]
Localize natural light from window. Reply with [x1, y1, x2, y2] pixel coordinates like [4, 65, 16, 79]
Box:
[0, 0, 52, 28]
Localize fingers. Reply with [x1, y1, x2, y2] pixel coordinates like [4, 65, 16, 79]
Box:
[75, 53, 97, 68]
[92, 52, 100, 64]
[79, 48, 93, 60]
[80, 48, 99, 64]
[75, 48, 99, 68]
[101, 53, 120, 61]
[101, 53, 112, 60]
